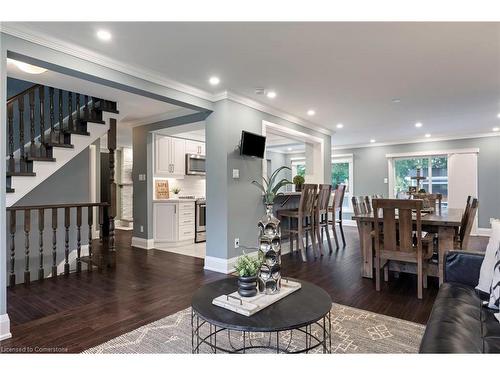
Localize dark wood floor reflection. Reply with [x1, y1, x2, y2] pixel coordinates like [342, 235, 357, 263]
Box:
[2, 227, 488, 353]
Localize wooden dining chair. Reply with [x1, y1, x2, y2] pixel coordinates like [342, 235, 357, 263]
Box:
[328, 184, 347, 248]
[352, 196, 369, 244]
[315, 184, 333, 255]
[372, 198, 434, 299]
[277, 184, 318, 262]
[455, 197, 478, 249]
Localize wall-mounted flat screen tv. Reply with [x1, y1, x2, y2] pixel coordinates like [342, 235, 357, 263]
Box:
[240, 131, 266, 158]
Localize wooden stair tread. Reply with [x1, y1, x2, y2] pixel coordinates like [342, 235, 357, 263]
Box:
[63, 129, 91, 136]
[25, 156, 56, 162]
[80, 118, 105, 125]
[7, 171, 36, 177]
[43, 142, 74, 149]
[7, 187, 15, 193]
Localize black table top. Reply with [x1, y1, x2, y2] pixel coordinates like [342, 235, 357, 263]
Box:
[191, 278, 332, 332]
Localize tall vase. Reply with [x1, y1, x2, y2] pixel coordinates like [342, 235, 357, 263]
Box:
[257, 204, 282, 294]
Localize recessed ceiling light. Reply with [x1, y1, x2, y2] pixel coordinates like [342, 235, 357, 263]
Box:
[425, 133, 431, 138]
[370, 139, 376, 143]
[287, 147, 292, 151]
[266, 91, 277, 99]
[497, 113, 500, 118]
[208, 76, 220, 86]
[415, 122, 423, 128]
[336, 123, 344, 129]
[392, 98, 401, 103]
[96, 30, 112, 41]
[7, 58, 47, 74]
[307, 109, 315, 116]
[493, 127, 500, 132]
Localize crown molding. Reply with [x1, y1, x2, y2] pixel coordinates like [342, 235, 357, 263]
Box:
[332, 131, 500, 151]
[1, 24, 334, 137]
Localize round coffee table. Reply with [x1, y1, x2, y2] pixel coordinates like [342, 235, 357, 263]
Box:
[191, 278, 332, 353]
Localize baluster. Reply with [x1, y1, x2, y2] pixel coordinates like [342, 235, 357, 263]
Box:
[51, 208, 58, 278]
[19, 95, 26, 171]
[24, 209, 31, 285]
[88, 205, 93, 272]
[39, 86, 45, 156]
[76, 206, 82, 273]
[99, 205, 104, 242]
[58, 89, 64, 142]
[49, 87, 55, 141]
[64, 207, 70, 276]
[29, 89, 36, 156]
[9, 211, 16, 287]
[76, 93, 81, 125]
[37, 209, 45, 281]
[7, 103, 15, 173]
[68, 92, 73, 131]
[84, 95, 89, 120]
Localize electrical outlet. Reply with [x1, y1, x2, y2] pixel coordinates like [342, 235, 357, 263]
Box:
[140, 225, 144, 233]
[383, 177, 388, 184]
[491, 218, 497, 224]
[234, 238, 240, 248]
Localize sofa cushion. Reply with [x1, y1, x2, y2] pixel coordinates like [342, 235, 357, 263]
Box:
[420, 283, 483, 353]
[482, 307, 500, 353]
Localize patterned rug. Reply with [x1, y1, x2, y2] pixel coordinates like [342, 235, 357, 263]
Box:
[84, 303, 424, 354]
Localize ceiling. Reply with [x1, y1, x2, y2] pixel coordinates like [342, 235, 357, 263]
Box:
[7, 60, 182, 147]
[5, 22, 500, 146]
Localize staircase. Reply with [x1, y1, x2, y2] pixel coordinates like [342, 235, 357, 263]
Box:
[5, 83, 119, 284]
[6, 85, 119, 207]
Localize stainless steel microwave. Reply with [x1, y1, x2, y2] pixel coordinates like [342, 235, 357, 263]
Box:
[185, 153, 206, 175]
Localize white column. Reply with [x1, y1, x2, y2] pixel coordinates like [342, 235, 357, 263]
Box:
[0, 34, 12, 341]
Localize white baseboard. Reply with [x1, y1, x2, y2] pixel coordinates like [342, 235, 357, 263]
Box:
[131, 236, 155, 250]
[0, 314, 12, 341]
[341, 219, 357, 227]
[204, 250, 259, 274]
[474, 227, 491, 237]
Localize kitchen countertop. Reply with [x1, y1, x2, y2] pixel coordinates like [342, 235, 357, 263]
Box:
[152, 198, 197, 203]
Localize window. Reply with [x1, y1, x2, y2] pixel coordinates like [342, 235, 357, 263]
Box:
[332, 156, 354, 212]
[393, 155, 448, 202]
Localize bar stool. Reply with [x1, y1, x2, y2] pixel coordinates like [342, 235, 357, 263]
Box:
[315, 184, 333, 255]
[328, 184, 346, 248]
[277, 184, 318, 262]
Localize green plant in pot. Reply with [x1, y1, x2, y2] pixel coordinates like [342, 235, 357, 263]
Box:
[234, 254, 262, 297]
[251, 166, 292, 206]
[293, 175, 305, 192]
[171, 187, 181, 196]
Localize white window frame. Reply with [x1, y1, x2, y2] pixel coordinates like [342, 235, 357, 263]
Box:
[290, 157, 306, 192]
[332, 154, 354, 213]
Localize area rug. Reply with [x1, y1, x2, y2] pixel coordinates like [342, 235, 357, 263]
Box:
[83, 303, 425, 354]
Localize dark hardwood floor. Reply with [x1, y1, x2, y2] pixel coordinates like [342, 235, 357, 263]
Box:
[1, 227, 488, 353]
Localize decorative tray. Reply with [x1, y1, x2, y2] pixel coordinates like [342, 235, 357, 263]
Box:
[212, 279, 301, 316]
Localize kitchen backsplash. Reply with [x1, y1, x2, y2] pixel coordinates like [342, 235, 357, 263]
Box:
[155, 176, 206, 198]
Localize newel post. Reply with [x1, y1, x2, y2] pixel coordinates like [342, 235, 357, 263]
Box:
[107, 118, 117, 266]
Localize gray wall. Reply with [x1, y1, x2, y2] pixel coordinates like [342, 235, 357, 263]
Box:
[336, 136, 500, 227]
[132, 110, 210, 240]
[265, 150, 291, 189]
[8, 147, 92, 283]
[206, 99, 332, 260]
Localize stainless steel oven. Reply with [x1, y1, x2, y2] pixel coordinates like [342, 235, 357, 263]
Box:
[195, 199, 206, 243]
[186, 154, 206, 175]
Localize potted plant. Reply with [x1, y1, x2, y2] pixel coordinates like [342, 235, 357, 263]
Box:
[234, 254, 262, 297]
[171, 187, 181, 197]
[252, 166, 292, 206]
[293, 175, 305, 192]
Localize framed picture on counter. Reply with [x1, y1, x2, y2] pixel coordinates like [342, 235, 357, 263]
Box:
[155, 180, 169, 200]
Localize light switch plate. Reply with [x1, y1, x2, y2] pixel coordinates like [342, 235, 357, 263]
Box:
[232, 169, 240, 179]
[383, 178, 388, 184]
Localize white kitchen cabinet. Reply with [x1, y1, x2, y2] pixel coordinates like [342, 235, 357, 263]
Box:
[154, 134, 186, 178]
[153, 202, 177, 242]
[153, 201, 195, 244]
[185, 140, 205, 156]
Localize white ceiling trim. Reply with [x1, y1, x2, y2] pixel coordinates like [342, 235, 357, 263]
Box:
[1, 24, 333, 137]
[332, 131, 500, 151]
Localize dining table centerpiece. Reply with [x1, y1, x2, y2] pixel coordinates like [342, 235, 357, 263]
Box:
[252, 166, 292, 294]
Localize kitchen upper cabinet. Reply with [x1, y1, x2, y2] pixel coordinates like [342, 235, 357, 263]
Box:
[185, 140, 205, 156]
[154, 134, 186, 178]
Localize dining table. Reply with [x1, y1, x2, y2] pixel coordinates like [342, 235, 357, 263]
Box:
[352, 207, 463, 285]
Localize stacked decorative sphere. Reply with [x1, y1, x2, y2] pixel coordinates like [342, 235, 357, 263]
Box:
[257, 208, 282, 294]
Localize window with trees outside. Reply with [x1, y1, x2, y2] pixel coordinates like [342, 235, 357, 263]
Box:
[332, 156, 353, 212]
[393, 156, 448, 203]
